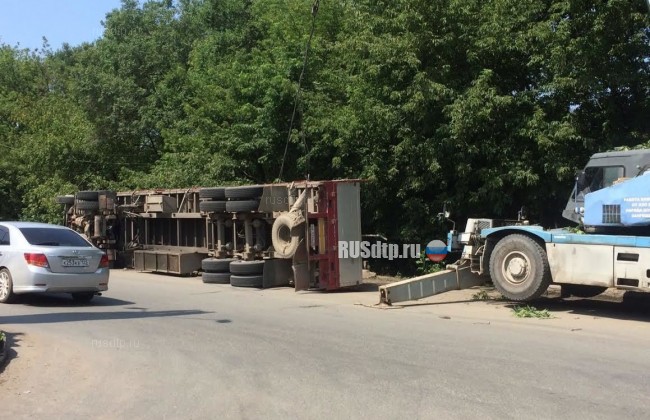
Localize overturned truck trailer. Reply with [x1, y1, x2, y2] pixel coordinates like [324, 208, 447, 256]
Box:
[56, 180, 363, 291]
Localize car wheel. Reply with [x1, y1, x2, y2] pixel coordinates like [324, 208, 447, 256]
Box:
[0, 268, 15, 303]
[71, 292, 95, 304]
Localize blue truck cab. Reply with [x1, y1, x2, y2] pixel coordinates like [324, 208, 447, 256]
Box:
[449, 149, 650, 302]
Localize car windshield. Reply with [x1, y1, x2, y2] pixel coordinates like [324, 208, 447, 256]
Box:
[19, 227, 92, 247]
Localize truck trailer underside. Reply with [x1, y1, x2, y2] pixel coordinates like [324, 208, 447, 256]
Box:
[58, 180, 364, 292]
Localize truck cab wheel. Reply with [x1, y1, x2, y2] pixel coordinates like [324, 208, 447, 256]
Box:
[489, 234, 551, 302]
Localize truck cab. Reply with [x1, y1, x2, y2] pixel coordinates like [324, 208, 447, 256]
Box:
[380, 149, 650, 305]
[562, 149, 650, 224]
[452, 149, 650, 302]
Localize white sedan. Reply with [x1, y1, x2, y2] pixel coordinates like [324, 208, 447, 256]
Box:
[0, 222, 110, 303]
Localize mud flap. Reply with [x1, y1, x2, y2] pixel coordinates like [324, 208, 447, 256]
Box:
[292, 238, 310, 291]
[262, 258, 293, 289]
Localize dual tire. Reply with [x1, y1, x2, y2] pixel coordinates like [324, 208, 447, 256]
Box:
[57, 190, 107, 210]
[200, 258, 265, 288]
[225, 186, 263, 213]
[56, 195, 75, 205]
[201, 258, 234, 284]
[230, 260, 265, 288]
[199, 186, 262, 213]
[199, 188, 227, 214]
[64, 190, 111, 214]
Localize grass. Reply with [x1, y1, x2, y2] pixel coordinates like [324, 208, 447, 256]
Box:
[472, 291, 515, 302]
[472, 290, 491, 300]
[512, 305, 552, 319]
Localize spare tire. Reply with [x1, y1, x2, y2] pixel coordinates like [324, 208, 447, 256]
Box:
[272, 213, 301, 258]
[225, 185, 264, 200]
[199, 187, 226, 200]
[202, 272, 231, 284]
[230, 260, 265, 275]
[56, 195, 75, 205]
[202, 258, 234, 273]
[199, 200, 227, 213]
[230, 274, 263, 288]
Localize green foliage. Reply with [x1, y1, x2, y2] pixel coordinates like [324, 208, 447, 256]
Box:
[415, 249, 446, 275]
[512, 305, 552, 319]
[0, 0, 648, 276]
[472, 290, 491, 301]
[566, 226, 585, 234]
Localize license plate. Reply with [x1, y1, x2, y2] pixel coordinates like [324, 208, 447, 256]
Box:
[62, 258, 89, 267]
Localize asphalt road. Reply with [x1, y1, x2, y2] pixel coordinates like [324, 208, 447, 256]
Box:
[1, 270, 650, 420]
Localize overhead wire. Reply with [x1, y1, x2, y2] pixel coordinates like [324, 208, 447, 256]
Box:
[278, 0, 320, 182]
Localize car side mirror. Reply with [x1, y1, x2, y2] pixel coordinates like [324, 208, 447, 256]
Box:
[440, 202, 451, 219]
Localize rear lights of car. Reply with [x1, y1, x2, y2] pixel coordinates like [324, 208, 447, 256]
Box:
[24, 253, 50, 268]
[99, 254, 109, 268]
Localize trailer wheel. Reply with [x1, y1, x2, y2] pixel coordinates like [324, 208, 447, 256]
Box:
[489, 234, 551, 302]
[75, 200, 100, 211]
[561, 284, 607, 298]
[199, 187, 226, 200]
[199, 200, 227, 213]
[202, 258, 234, 273]
[230, 274, 263, 288]
[229, 260, 265, 275]
[225, 200, 260, 213]
[75, 191, 99, 201]
[225, 185, 264, 200]
[56, 195, 75, 205]
[202, 272, 231, 284]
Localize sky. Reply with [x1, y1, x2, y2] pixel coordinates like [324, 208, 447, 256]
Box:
[0, 0, 125, 51]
